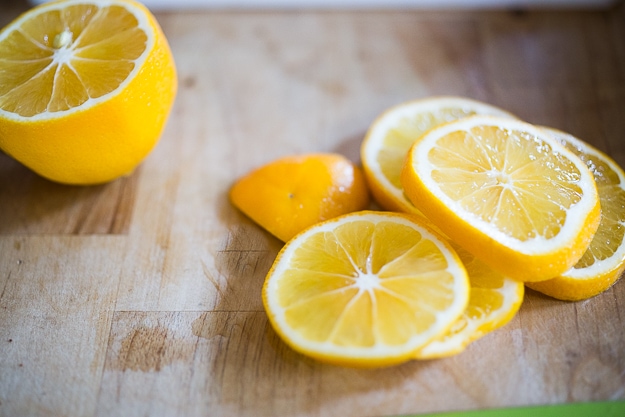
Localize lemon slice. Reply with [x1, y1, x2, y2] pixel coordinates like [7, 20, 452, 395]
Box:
[0, 0, 177, 184]
[262, 211, 469, 367]
[527, 128, 625, 300]
[361, 96, 516, 217]
[416, 243, 524, 359]
[401, 115, 601, 282]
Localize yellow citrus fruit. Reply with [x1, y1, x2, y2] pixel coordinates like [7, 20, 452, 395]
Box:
[0, 0, 177, 184]
[415, 243, 524, 359]
[527, 128, 625, 300]
[230, 153, 370, 242]
[262, 210, 470, 367]
[361, 96, 516, 217]
[401, 115, 601, 282]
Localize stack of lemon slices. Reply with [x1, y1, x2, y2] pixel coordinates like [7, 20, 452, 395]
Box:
[256, 96, 624, 368]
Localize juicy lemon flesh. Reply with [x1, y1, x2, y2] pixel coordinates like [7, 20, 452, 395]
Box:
[574, 174, 625, 269]
[456, 245, 507, 322]
[465, 288, 505, 321]
[428, 125, 584, 242]
[0, 4, 146, 117]
[275, 220, 458, 348]
[560, 141, 625, 270]
[524, 130, 625, 300]
[415, 243, 523, 359]
[379, 108, 479, 190]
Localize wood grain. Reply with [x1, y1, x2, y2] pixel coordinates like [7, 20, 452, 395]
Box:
[0, 153, 137, 235]
[1, 1, 624, 416]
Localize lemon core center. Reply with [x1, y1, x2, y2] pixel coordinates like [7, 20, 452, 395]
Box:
[356, 273, 381, 291]
[487, 170, 510, 186]
[53, 29, 73, 49]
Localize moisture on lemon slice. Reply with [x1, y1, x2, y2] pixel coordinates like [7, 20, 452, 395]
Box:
[527, 128, 625, 300]
[401, 115, 601, 282]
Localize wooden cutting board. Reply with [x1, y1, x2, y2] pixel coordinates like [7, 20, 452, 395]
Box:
[1, 2, 624, 416]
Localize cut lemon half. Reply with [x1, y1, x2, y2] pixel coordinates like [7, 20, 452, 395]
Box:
[262, 210, 469, 367]
[415, 243, 524, 359]
[527, 128, 625, 300]
[401, 116, 601, 282]
[0, 0, 177, 184]
[361, 96, 516, 217]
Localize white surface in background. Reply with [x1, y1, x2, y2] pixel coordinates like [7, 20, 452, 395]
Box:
[28, 0, 619, 10]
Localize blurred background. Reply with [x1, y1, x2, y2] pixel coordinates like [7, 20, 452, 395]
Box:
[25, 0, 621, 10]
